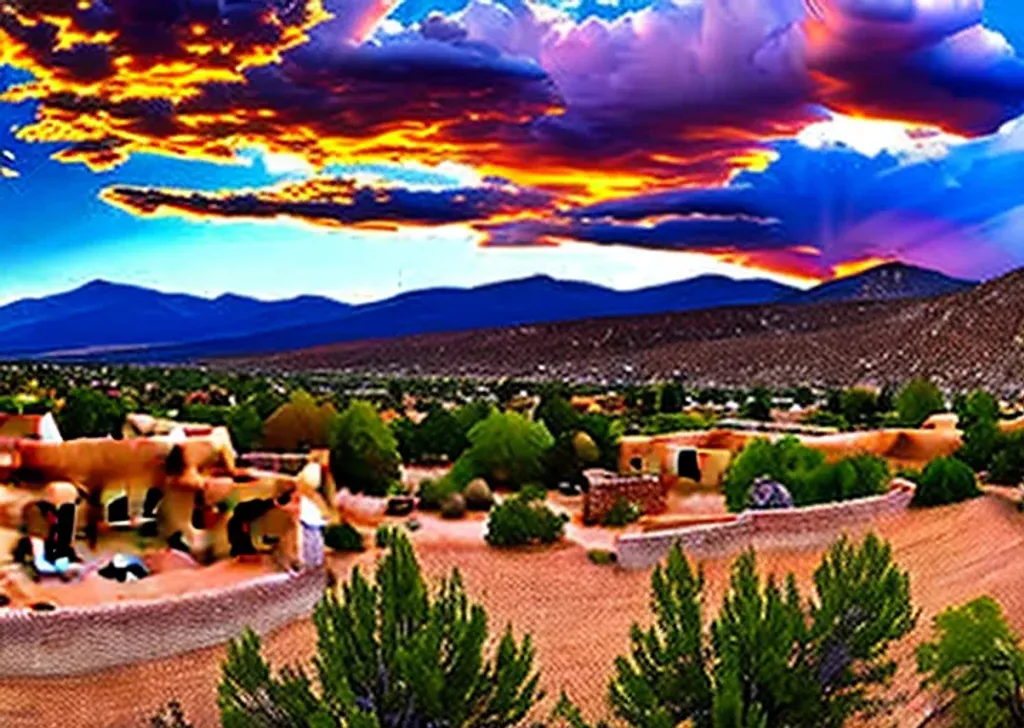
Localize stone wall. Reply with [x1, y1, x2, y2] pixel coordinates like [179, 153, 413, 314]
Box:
[583, 469, 667, 525]
[0, 532, 328, 677]
[617, 488, 913, 569]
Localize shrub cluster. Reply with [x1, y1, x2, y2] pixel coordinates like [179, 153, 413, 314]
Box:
[417, 477, 460, 511]
[485, 486, 568, 547]
[324, 522, 365, 553]
[911, 457, 981, 507]
[723, 437, 890, 513]
[601, 497, 643, 527]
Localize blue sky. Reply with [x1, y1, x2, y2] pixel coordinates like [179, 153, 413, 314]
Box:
[3, 0, 1024, 303]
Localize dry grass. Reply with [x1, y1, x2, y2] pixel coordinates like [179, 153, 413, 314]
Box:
[1, 490, 1022, 727]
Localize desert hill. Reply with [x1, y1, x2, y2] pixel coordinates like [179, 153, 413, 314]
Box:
[229, 267, 1024, 392]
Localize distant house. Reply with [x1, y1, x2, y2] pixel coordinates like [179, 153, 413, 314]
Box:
[0, 413, 63, 443]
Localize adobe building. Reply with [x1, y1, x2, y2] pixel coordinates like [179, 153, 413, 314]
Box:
[0, 417, 335, 579]
[620, 419, 963, 491]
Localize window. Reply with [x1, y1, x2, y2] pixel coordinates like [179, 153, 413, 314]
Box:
[629, 456, 644, 472]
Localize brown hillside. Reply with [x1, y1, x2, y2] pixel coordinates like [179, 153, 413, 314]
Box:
[226, 269, 1024, 391]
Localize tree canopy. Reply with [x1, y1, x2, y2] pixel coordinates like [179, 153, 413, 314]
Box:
[155, 532, 542, 728]
[918, 596, 1024, 728]
[329, 400, 401, 496]
[449, 411, 554, 490]
[895, 378, 945, 428]
[608, 534, 915, 728]
[262, 390, 337, 452]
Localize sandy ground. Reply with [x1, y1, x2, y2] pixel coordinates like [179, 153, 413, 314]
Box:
[1, 490, 1022, 727]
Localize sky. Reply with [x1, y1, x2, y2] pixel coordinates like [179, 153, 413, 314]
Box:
[3, 0, 1024, 304]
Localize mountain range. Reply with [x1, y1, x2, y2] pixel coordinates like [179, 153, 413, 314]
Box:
[0, 262, 975, 363]
[237, 264, 1020, 392]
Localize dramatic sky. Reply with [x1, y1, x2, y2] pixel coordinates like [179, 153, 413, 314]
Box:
[3, 0, 1024, 303]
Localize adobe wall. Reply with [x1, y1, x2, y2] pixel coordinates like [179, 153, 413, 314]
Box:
[583, 470, 666, 525]
[617, 488, 913, 569]
[0, 545, 328, 678]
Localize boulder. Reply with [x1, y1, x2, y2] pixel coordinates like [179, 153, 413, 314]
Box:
[748, 476, 794, 510]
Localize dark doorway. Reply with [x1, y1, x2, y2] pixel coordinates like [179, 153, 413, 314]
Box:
[629, 456, 644, 473]
[226, 499, 275, 556]
[107, 496, 130, 525]
[676, 449, 701, 482]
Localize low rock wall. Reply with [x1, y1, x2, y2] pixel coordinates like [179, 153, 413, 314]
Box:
[0, 557, 327, 677]
[617, 488, 913, 569]
[583, 470, 666, 525]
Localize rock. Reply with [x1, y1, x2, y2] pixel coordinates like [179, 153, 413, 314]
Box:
[464, 479, 494, 511]
[441, 493, 467, 519]
[748, 476, 794, 510]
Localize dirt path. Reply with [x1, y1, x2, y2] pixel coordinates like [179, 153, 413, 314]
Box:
[0, 491, 1020, 727]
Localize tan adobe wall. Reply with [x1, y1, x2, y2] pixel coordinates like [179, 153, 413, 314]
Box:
[0, 564, 327, 678]
[583, 470, 667, 525]
[617, 488, 913, 569]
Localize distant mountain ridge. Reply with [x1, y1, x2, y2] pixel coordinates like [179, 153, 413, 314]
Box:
[0, 263, 975, 362]
[783, 262, 975, 304]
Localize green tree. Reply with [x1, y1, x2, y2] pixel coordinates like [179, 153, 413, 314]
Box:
[807, 454, 890, 504]
[641, 413, 709, 436]
[452, 411, 554, 490]
[609, 541, 712, 728]
[57, 387, 126, 439]
[917, 596, 1024, 727]
[200, 532, 541, 728]
[535, 395, 581, 439]
[607, 534, 915, 728]
[740, 388, 773, 422]
[990, 431, 1024, 485]
[453, 400, 494, 437]
[391, 417, 423, 464]
[330, 401, 402, 496]
[911, 457, 981, 507]
[838, 388, 880, 429]
[226, 404, 264, 453]
[895, 378, 945, 427]
[659, 383, 686, 414]
[262, 390, 335, 452]
[417, 405, 469, 462]
[957, 391, 1001, 472]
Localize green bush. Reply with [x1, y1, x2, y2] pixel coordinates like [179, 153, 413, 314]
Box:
[989, 431, 1024, 485]
[587, 549, 617, 566]
[200, 532, 542, 728]
[464, 478, 495, 511]
[723, 437, 889, 513]
[896, 377, 945, 427]
[375, 524, 394, 549]
[912, 457, 981, 507]
[324, 522, 365, 552]
[722, 437, 824, 512]
[807, 454, 890, 504]
[417, 478, 459, 511]
[895, 467, 922, 484]
[641, 412, 709, 435]
[329, 400, 401, 496]
[601, 497, 643, 527]
[440, 493, 467, 520]
[486, 488, 567, 547]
